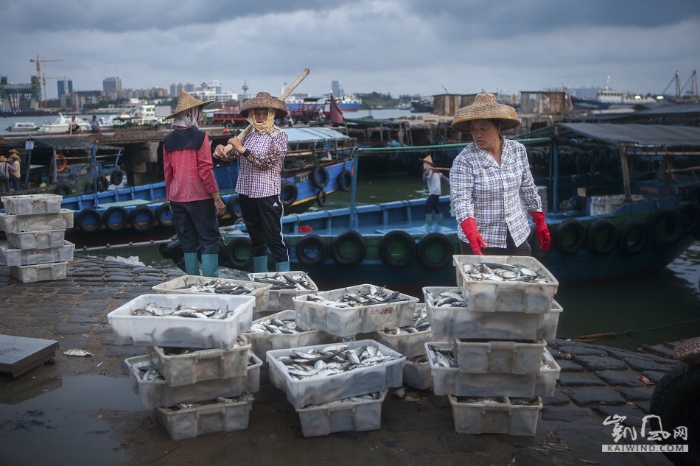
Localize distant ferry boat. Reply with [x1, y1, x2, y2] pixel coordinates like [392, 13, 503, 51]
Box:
[571, 87, 661, 109]
[286, 94, 361, 112]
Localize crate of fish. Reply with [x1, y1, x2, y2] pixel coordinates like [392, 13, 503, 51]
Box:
[149, 335, 251, 387]
[293, 284, 419, 338]
[243, 310, 339, 361]
[125, 352, 262, 410]
[453, 255, 558, 314]
[0, 241, 74, 267]
[108, 294, 254, 349]
[374, 304, 434, 359]
[425, 343, 560, 398]
[151, 275, 272, 316]
[403, 355, 433, 390]
[156, 393, 255, 440]
[452, 339, 547, 374]
[448, 395, 542, 436]
[0, 209, 74, 234]
[247, 272, 317, 313]
[5, 229, 66, 250]
[295, 390, 387, 438]
[1, 194, 63, 215]
[267, 339, 405, 409]
[9, 261, 67, 283]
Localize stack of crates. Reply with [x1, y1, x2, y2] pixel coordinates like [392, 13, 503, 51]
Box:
[424, 255, 562, 436]
[107, 293, 259, 440]
[0, 194, 74, 283]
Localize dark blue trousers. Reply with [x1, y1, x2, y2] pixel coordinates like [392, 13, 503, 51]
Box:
[239, 194, 289, 263]
[170, 199, 220, 254]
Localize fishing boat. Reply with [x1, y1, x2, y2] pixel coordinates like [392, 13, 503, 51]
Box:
[37, 113, 91, 134]
[5, 121, 39, 132]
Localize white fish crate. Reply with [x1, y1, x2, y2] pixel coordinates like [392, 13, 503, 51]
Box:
[9, 262, 67, 283]
[295, 390, 387, 438]
[448, 395, 542, 436]
[6, 229, 66, 250]
[0, 241, 74, 267]
[243, 310, 339, 361]
[1, 194, 63, 215]
[151, 275, 272, 317]
[267, 339, 405, 409]
[149, 336, 252, 387]
[375, 327, 434, 359]
[293, 284, 419, 338]
[156, 394, 255, 440]
[125, 352, 261, 411]
[403, 358, 433, 390]
[426, 344, 560, 398]
[452, 339, 547, 374]
[248, 272, 318, 313]
[453, 255, 559, 314]
[108, 294, 254, 349]
[0, 209, 74, 234]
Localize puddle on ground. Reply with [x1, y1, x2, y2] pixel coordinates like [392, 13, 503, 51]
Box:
[0, 372, 141, 466]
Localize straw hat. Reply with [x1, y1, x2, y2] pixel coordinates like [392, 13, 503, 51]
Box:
[10, 153, 20, 159]
[240, 92, 288, 119]
[0, 156, 7, 162]
[165, 89, 215, 120]
[451, 93, 520, 132]
[9, 149, 19, 155]
[419, 155, 436, 166]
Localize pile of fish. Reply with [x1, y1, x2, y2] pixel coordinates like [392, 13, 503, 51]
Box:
[132, 359, 166, 381]
[460, 262, 549, 283]
[452, 396, 539, 406]
[247, 316, 311, 335]
[427, 344, 459, 368]
[301, 285, 411, 309]
[175, 279, 258, 295]
[250, 273, 315, 290]
[304, 391, 382, 408]
[424, 290, 467, 308]
[381, 305, 431, 335]
[407, 354, 429, 365]
[131, 303, 233, 319]
[275, 344, 400, 380]
[157, 336, 248, 356]
[167, 394, 256, 411]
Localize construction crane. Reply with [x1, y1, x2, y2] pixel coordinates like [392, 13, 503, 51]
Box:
[30, 55, 63, 108]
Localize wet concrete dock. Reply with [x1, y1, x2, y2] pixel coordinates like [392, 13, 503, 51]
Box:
[0, 254, 684, 465]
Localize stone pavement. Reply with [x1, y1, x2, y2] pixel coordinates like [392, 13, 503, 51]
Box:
[0, 254, 685, 465]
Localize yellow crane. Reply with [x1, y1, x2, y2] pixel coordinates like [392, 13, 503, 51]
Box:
[30, 55, 63, 108]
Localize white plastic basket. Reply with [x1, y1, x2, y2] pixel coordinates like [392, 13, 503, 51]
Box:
[9, 262, 67, 283]
[156, 395, 254, 440]
[0, 241, 74, 267]
[449, 395, 542, 435]
[1, 194, 63, 215]
[0, 209, 74, 233]
[6, 230, 66, 250]
[248, 272, 318, 312]
[296, 390, 387, 438]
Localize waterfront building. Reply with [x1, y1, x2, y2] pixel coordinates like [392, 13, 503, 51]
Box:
[57, 78, 73, 97]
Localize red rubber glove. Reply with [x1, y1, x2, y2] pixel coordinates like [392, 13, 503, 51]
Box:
[460, 217, 487, 255]
[529, 211, 550, 251]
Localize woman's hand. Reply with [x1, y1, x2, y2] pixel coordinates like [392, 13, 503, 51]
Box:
[229, 137, 245, 153]
[213, 144, 228, 159]
[215, 197, 226, 216]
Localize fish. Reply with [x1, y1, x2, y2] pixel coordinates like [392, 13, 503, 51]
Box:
[250, 272, 315, 291]
[131, 303, 232, 319]
[460, 261, 549, 283]
[63, 349, 93, 357]
[427, 344, 459, 367]
[299, 285, 411, 309]
[381, 305, 431, 335]
[425, 290, 467, 308]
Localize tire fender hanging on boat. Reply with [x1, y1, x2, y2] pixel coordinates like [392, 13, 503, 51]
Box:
[54, 183, 72, 196]
[76, 208, 103, 233]
[378, 230, 416, 268]
[554, 219, 586, 255]
[337, 169, 352, 192]
[295, 234, 327, 267]
[97, 175, 110, 192]
[280, 181, 298, 208]
[110, 170, 124, 186]
[528, 226, 551, 259]
[316, 190, 327, 207]
[585, 218, 619, 256]
[224, 237, 254, 270]
[416, 232, 453, 270]
[311, 166, 330, 189]
[330, 230, 367, 266]
[618, 219, 649, 256]
[103, 206, 129, 232]
[155, 203, 175, 228]
[129, 206, 156, 232]
[227, 194, 242, 219]
[647, 208, 686, 244]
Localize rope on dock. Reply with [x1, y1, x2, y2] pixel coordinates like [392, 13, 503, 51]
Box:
[574, 317, 700, 343]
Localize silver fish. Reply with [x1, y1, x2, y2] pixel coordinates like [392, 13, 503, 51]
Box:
[63, 349, 93, 357]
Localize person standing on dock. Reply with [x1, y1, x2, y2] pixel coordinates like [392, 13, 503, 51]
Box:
[420, 154, 449, 231]
[449, 93, 550, 256]
[213, 92, 290, 273]
[9, 149, 22, 191]
[162, 89, 224, 277]
[0, 155, 12, 193]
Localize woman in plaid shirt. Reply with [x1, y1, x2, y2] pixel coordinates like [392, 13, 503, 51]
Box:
[449, 93, 550, 256]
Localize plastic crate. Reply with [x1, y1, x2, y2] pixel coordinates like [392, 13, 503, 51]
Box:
[1, 194, 63, 215]
[151, 275, 272, 317]
[149, 336, 252, 387]
[248, 272, 318, 312]
[108, 294, 254, 349]
[267, 339, 405, 409]
[296, 390, 387, 438]
[9, 262, 67, 283]
[156, 394, 254, 440]
[426, 344, 559, 398]
[452, 339, 547, 374]
[0, 209, 74, 233]
[375, 327, 434, 359]
[0, 241, 74, 267]
[5, 229, 66, 250]
[243, 310, 339, 361]
[125, 352, 261, 410]
[403, 358, 433, 390]
[453, 255, 558, 314]
[294, 284, 419, 338]
[449, 395, 542, 436]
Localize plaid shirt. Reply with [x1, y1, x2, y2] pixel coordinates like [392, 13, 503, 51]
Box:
[236, 130, 288, 198]
[450, 138, 542, 248]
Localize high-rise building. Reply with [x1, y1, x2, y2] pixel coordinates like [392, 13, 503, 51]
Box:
[57, 78, 73, 96]
[332, 80, 343, 96]
[103, 77, 122, 93]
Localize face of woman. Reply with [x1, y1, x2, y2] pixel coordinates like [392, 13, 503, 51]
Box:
[469, 119, 501, 151]
[253, 108, 268, 123]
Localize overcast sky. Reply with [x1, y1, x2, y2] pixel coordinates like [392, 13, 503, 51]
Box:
[1, 0, 699, 100]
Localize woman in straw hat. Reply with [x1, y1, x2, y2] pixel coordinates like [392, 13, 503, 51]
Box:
[9, 149, 22, 191]
[420, 154, 449, 231]
[449, 93, 550, 256]
[162, 89, 224, 277]
[213, 91, 290, 273]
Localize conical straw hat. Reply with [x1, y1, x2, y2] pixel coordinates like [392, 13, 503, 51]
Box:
[0, 156, 7, 162]
[419, 155, 435, 165]
[165, 89, 215, 120]
[451, 93, 520, 132]
[240, 92, 288, 119]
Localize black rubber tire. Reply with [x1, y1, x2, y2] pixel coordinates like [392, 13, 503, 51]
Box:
[97, 175, 109, 192]
[676, 201, 700, 241]
[647, 208, 687, 244]
[312, 166, 330, 189]
[227, 194, 242, 219]
[155, 203, 175, 228]
[650, 363, 700, 466]
[416, 232, 453, 270]
[586, 218, 618, 256]
[83, 183, 95, 193]
[76, 208, 103, 233]
[103, 206, 129, 232]
[316, 190, 327, 207]
[55, 183, 72, 196]
[110, 170, 124, 186]
[554, 219, 587, 255]
[281, 181, 298, 208]
[378, 230, 416, 268]
[295, 234, 327, 267]
[224, 237, 253, 270]
[330, 230, 367, 266]
[129, 206, 156, 232]
[528, 226, 552, 259]
[159, 238, 183, 260]
[618, 219, 649, 256]
[337, 169, 352, 192]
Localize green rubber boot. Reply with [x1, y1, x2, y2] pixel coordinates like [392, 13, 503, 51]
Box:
[184, 252, 200, 276]
[275, 261, 290, 272]
[253, 255, 268, 273]
[434, 212, 444, 231]
[423, 213, 433, 232]
[201, 254, 219, 278]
